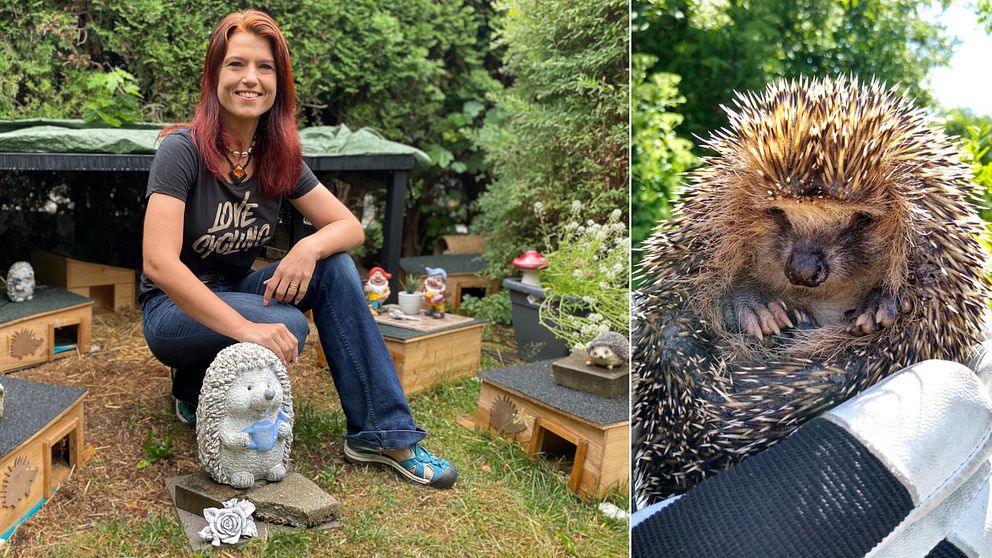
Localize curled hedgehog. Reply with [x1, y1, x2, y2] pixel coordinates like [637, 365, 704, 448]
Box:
[632, 76, 992, 506]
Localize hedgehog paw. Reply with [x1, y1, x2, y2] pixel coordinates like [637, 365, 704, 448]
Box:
[726, 289, 794, 339]
[267, 463, 287, 482]
[846, 289, 908, 336]
[230, 471, 255, 489]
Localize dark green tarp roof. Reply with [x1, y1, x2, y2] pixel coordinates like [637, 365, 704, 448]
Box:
[0, 119, 430, 167]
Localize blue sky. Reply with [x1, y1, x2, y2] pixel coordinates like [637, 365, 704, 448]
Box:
[929, 2, 992, 116]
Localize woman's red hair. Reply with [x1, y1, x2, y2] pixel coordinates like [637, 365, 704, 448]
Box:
[161, 10, 300, 198]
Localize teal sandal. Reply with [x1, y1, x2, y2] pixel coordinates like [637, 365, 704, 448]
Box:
[343, 440, 458, 489]
[170, 367, 197, 428]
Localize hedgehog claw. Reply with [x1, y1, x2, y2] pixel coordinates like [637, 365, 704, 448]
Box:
[848, 289, 901, 336]
[726, 289, 794, 338]
[792, 309, 818, 330]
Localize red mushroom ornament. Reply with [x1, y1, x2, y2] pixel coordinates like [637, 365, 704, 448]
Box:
[512, 250, 548, 287]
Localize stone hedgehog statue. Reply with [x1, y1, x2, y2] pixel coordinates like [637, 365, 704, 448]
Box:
[586, 331, 629, 369]
[197, 342, 294, 489]
[632, 76, 992, 506]
[5, 262, 36, 303]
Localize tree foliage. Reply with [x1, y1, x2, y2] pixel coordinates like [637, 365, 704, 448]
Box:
[473, 0, 629, 278]
[631, 54, 698, 257]
[634, 0, 953, 140]
[941, 108, 992, 221]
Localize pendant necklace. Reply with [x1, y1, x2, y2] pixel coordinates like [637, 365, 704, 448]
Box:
[225, 136, 256, 184]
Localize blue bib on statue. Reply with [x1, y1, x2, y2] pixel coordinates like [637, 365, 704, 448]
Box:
[243, 410, 290, 452]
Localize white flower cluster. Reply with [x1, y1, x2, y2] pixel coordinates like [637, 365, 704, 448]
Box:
[580, 321, 611, 339]
[536, 199, 629, 348]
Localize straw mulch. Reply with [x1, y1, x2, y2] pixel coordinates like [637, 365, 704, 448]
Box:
[5, 308, 340, 556]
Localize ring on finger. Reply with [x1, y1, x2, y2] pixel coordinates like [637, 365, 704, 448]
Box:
[288, 283, 299, 290]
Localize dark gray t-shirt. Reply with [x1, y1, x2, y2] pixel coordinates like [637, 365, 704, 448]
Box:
[138, 128, 319, 304]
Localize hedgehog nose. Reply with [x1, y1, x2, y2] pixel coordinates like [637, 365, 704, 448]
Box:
[786, 248, 828, 287]
[264, 387, 275, 400]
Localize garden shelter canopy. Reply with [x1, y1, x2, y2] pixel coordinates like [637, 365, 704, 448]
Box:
[0, 120, 430, 300]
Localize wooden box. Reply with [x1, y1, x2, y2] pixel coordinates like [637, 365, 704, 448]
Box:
[31, 251, 135, 312]
[0, 287, 92, 374]
[0, 377, 89, 541]
[475, 361, 629, 499]
[316, 316, 484, 397]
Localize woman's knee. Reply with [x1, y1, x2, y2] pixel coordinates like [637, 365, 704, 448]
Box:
[263, 305, 309, 351]
[314, 252, 359, 281]
[283, 309, 310, 351]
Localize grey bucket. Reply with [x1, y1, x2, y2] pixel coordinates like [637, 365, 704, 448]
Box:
[502, 278, 570, 362]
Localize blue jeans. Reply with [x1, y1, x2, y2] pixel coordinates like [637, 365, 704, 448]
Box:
[142, 252, 426, 450]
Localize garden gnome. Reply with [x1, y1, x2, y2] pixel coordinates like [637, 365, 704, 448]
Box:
[364, 267, 392, 316]
[197, 343, 294, 489]
[5, 261, 36, 303]
[423, 267, 447, 319]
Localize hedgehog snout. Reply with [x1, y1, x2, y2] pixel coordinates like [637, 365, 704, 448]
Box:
[264, 386, 276, 401]
[785, 246, 828, 287]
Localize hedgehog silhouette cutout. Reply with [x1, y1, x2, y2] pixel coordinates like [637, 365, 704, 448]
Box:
[2, 457, 38, 507]
[489, 395, 527, 436]
[10, 329, 43, 359]
[197, 343, 294, 489]
[632, 76, 992, 505]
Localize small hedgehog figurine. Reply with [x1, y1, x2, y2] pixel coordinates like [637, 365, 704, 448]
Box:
[197, 343, 294, 489]
[6, 262, 36, 303]
[586, 331, 629, 370]
[633, 76, 992, 506]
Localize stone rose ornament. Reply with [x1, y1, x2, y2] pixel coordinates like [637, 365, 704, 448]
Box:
[199, 498, 258, 546]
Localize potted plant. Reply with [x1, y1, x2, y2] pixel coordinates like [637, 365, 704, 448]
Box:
[397, 275, 423, 316]
[505, 200, 629, 361]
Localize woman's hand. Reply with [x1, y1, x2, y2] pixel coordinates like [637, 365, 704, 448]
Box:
[263, 237, 319, 306]
[237, 322, 299, 365]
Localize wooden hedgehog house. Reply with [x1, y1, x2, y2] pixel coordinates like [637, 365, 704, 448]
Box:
[31, 251, 136, 313]
[0, 285, 93, 374]
[475, 360, 629, 499]
[0, 377, 90, 542]
[314, 312, 485, 397]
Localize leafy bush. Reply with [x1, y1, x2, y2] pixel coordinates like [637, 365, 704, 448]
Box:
[460, 291, 511, 325]
[958, 121, 992, 222]
[473, 0, 629, 278]
[631, 54, 699, 260]
[82, 68, 143, 127]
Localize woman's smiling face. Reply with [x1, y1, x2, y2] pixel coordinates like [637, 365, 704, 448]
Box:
[217, 31, 277, 127]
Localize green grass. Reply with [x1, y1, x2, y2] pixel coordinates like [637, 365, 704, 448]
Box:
[33, 326, 628, 557]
